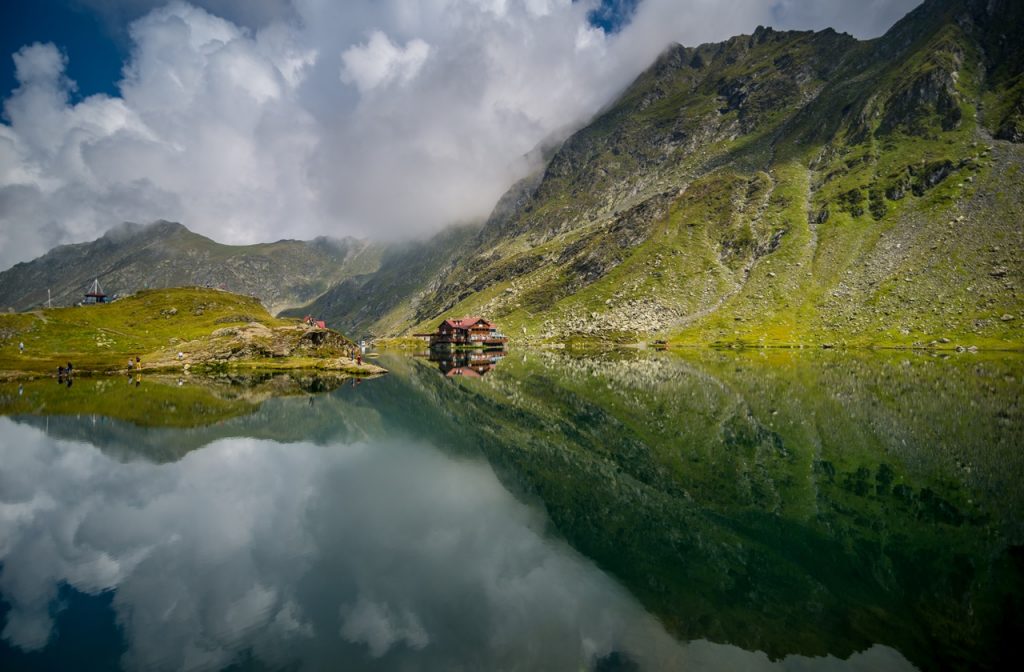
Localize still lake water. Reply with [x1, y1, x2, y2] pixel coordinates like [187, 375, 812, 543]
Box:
[0, 349, 1021, 671]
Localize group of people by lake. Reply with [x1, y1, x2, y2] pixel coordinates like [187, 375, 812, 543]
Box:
[56, 361, 73, 387]
[47, 356, 144, 387]
[127, 356, 143, 386]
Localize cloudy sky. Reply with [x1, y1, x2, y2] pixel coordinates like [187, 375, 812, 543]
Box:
[0, 0, 922, 270]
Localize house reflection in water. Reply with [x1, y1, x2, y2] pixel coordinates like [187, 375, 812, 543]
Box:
[429, 349, 507, 378]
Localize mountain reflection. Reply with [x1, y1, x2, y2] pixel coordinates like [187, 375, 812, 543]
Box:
[2, 349, 1022, 670]
[0, 419, 911, 671]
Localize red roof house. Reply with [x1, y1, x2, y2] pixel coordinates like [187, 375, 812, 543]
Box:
[430, 316, 507, 349]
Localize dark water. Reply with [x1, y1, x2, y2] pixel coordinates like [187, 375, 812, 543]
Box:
[0, 349, 1021, 671]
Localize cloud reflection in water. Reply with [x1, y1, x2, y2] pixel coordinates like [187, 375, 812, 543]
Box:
[0, 418, 912, 671]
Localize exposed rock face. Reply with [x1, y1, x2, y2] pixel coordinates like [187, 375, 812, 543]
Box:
[161, 323, 356, 364]
[0, 221, 382, 315]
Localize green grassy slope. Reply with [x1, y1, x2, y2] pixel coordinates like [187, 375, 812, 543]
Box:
[0, 287, 371, 376]
[343, 0, 1023, 348]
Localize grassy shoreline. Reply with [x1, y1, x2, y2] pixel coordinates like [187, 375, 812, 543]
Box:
[0, 287, 386, 381]
[374, 334, 1024, 353]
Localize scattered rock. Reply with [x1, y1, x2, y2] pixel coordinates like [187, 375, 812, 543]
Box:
[214, 314, 259, 324]
[1001, 314, 1015, 322]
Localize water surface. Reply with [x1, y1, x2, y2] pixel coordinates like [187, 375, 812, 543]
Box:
[0, 350, 1021, 671]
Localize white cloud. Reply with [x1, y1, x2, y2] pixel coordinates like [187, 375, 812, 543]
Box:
[0, 0, 922, 270]
[341, 31, 431, 93]
[339, 596, 430, 657]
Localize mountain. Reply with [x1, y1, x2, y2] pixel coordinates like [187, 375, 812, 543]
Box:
[0, 221, 382, 315]
[280, 223, 482, 337]
[307, 0, 1023, 348]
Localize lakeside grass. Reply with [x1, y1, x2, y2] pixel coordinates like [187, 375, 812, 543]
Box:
[0, 287, 386, 379]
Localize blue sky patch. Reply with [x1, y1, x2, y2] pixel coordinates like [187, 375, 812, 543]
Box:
[0, 0, 123, 103]
[586, 0, 642, 34]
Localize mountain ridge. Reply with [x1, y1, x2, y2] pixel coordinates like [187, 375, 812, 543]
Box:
[298, 0, 1022, 347]
[0, 220, 383, 316]
[2, 0, 1022, 347]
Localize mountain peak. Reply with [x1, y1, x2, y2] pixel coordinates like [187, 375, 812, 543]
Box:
[99, 220, 191, 244]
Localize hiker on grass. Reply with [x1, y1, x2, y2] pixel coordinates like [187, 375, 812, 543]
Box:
[128, 358, 134, 371]
[19, 342, 24, 353]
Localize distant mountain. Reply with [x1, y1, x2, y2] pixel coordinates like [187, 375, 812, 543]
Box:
[281, 223, 482, 337]
[0, 221, 382, 315]
[307, 0, 1023, 347]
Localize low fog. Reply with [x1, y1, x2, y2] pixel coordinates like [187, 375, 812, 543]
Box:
[0, 0, 922, 271]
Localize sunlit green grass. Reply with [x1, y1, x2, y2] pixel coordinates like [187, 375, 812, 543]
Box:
[0, 287, 291, 374]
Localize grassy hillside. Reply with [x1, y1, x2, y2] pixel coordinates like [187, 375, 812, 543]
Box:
[325, 0, 1023, 349]
[0, 287, 382, 377]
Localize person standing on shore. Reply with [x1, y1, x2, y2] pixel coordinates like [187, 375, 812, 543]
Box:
[19, 342, 24, 353]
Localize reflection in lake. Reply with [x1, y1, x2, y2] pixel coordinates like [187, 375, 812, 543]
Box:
[426, 347, 507, 378]
[1, 349, 1022, 670]
[0, 422, 692, 670]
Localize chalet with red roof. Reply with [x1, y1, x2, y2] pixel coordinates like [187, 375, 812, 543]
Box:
[429, 316, 508, 349]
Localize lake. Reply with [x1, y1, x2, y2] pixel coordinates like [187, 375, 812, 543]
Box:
[0, 349, 1021, 671]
